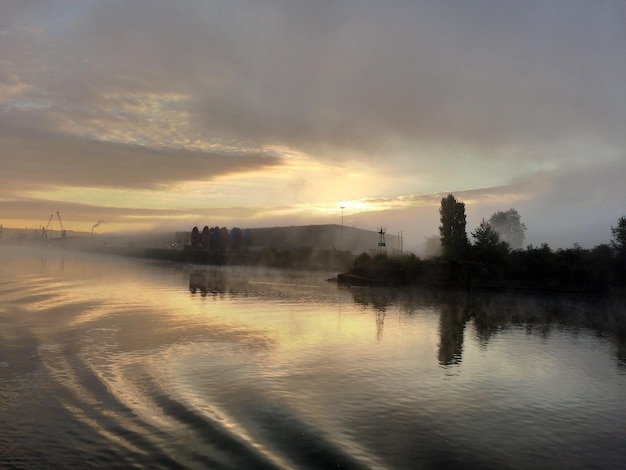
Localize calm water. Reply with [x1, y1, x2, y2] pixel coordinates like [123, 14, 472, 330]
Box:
[1, 246, 625, 469]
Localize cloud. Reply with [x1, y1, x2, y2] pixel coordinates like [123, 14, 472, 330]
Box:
[510, 160, 626, 247]
[1, 1, 625, 244]
[5, 1, 625, 160]
[0, 196, 286, 233]
[0, 115, 281, 192]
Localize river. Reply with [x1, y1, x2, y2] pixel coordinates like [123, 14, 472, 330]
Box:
[1, 245, 625, 469]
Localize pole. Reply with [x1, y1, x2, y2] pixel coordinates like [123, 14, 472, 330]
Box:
[340, 206, 345, 249]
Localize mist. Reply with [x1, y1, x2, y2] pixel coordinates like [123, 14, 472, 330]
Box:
[1, 1, 625, 252]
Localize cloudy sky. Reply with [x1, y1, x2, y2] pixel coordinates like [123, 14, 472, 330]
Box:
[2, 0, 625, 251]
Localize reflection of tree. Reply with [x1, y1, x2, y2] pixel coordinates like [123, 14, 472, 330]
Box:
[469, 293, 626, 368]
[349, 287, 473, 350]
[189, 269, 248, 296]
[189, 269, 226, 296]
[347, 286, 626, 369]
[472, 307, 505, 347]
[616, 341, 626, 370]
[438, 302, 468, 366]
[375, 311, 385, 342]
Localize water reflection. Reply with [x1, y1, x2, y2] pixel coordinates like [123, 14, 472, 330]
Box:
[3, 252, 625, 469]
[348, 288, 389, 341]
[375, 310, 385, 341]
[438, 302, 467, 366]
[40, 256, 65, 274]
[350, 287, 395, 312]
[186, 267, 626, 369]
[345, 286, 626, 368]
[348, 287, 470, 365]
[189, 269, 248, 296]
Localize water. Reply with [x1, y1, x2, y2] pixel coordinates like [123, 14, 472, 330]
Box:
[1, 246, 625, 469]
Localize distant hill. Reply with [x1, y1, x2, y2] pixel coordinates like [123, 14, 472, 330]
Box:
[172, 224, 399, 254]
[245, 224, 398, 254]
[0, 224, 401, 256]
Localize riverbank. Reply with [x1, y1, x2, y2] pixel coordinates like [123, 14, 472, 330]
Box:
[88, 243, 356, 272]
[335, 252, 626, 297]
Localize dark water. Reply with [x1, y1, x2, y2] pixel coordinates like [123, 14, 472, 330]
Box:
[1, 246, 625, 469]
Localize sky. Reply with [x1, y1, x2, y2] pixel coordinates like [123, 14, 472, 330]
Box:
[1, 0, 625, 252]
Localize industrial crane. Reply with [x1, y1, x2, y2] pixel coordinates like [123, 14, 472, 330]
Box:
[56, 211, 66, 237]
[42, 214, 54, 239]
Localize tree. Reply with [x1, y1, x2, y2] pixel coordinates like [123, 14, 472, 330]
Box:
[243, 228, 253, 247]
[471, 219, 510, 263]
[488, 208, 527, 249]
[472, 219, 501, 248]
[230, 227, 243, 252]
[219, 227, 230, 252]
[191, 226, 199, 248]
[610, 215, 626, 252]
[209, 226, 221, 252]
[611, 216, 626, 280]
[439, 194, 468, 258]
[423, 235, 442, 258]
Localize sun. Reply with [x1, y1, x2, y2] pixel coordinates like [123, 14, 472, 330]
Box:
[337, 201, 372, 212]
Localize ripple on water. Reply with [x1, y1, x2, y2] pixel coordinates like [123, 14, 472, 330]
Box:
[2, 252, 626, 468]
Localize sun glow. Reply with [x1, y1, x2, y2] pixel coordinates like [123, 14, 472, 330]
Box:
[336, 200, 373, 212]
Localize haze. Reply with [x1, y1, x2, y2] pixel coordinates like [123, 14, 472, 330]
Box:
[2, 1, 625, 253]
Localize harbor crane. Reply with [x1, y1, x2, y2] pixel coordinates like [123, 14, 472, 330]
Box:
[56, 211, 66, 237]
[42, 214, 54, 239]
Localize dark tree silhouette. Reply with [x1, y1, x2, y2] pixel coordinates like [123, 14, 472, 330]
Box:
[472, 219, 502, 248]
[611, 215, 626, 280]
[191, 226, 199, 248]
[242, 228, 253, 247]
[610, 215, 626, 252]
[209, 226, 220, 252]
[488, 208, 527, 249]
[201, 226, 210, 249]
[230, 227, 243, 252]
[471, 219, 510, 261]
[439, 194, 468, 258]
[219, 227, 230, 252]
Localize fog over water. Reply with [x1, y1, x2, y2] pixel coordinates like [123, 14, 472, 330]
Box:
[1, 245, 625, 468]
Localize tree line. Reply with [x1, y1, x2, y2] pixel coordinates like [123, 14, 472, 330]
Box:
[190, 226, 252, 252]
[345, 194, 626, 294]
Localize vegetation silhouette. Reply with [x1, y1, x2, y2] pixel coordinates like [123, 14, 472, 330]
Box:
[340, 195, 626, 297]
[439, 194, 468, 259]
[489, 208, 527, 249]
